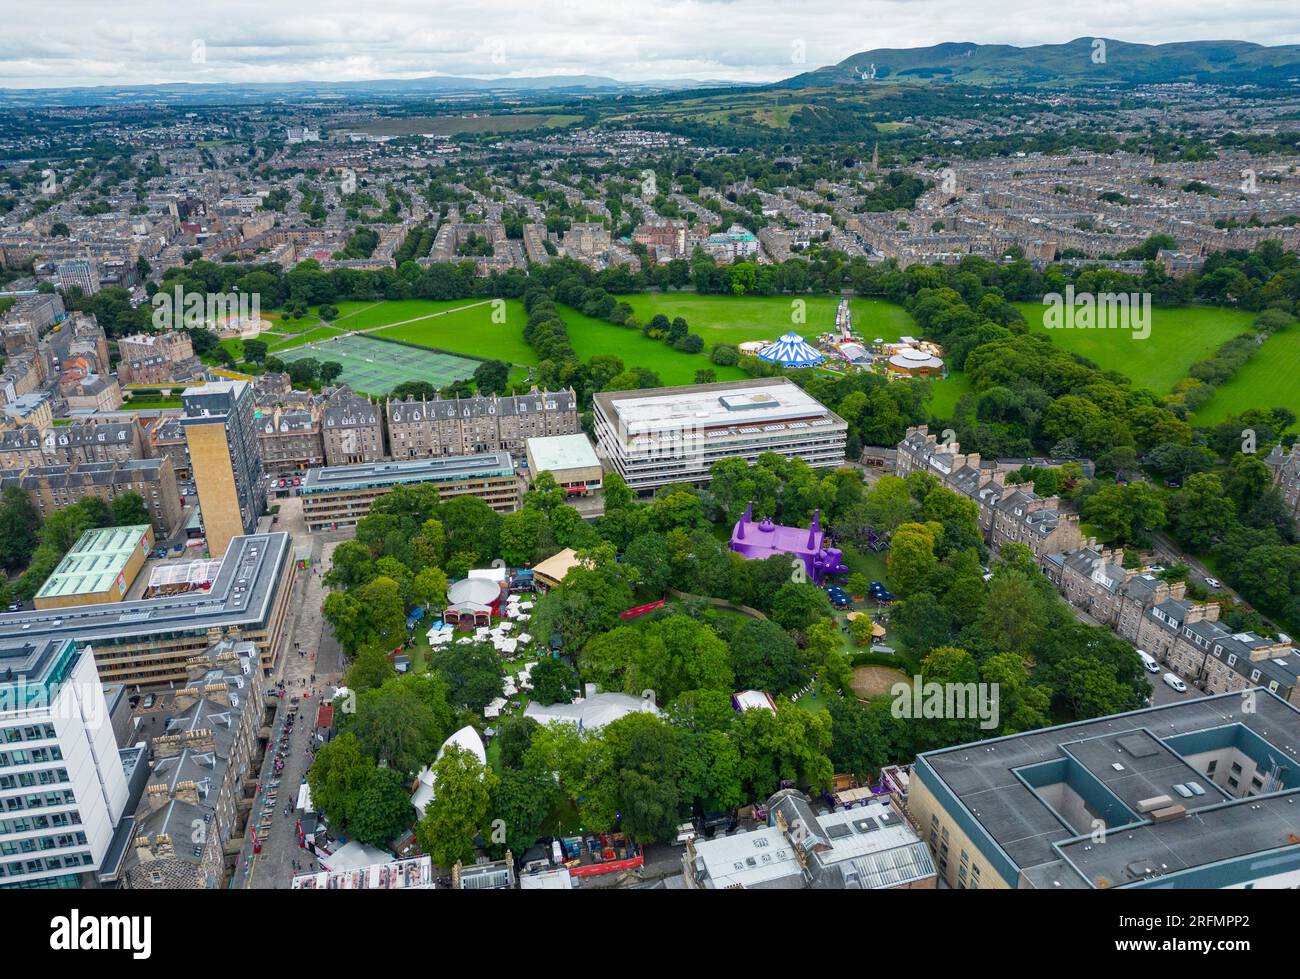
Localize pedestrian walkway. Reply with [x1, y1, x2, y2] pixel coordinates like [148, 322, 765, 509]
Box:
[234, 536, 346, 888]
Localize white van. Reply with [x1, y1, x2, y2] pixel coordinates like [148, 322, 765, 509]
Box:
[1163, 672, 1187, 693]
[1137, 650, 1160, 674]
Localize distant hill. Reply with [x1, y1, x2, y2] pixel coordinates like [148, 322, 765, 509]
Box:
[0, 73, 756, 108]
[778, 38, 1300, 89]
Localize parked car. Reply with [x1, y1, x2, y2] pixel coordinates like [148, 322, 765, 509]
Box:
[1163, 673, 1187, 693]
[1137, 650, 1161, 674]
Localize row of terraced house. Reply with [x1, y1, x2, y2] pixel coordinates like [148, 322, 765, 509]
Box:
[894, 426, 1300, 707]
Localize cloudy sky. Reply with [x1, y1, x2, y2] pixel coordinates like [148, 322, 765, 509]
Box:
[1, 0, 1298, 89]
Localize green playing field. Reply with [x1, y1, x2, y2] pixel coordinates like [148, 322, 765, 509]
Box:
[275, 334, 483, 395]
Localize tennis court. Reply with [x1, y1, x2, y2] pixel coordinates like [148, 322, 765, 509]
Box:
[275, 333, 482, 394]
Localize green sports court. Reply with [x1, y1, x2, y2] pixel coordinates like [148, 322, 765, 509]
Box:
[275, 333, 483, 394]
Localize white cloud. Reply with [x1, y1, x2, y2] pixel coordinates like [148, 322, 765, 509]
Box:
[0, 0, 1296, 88]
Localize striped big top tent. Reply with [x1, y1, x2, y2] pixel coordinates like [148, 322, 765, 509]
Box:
[757, 332, 825, 368]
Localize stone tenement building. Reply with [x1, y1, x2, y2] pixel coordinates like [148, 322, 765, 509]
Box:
[0, 457, 184, 537]
[122, 641, 262, 889]
[1128, 595, 1300, 708]
[1041, 543, 1182, 631]
[321, 386, 384, 466]
[1040, 541, 1300, 707]
[256, 403, 325, 473]
[386, 387, 579, 460]
[116, 331, 204, 386]
[1265, 443, 1300, 523]
[144, 415, 189, 479]
[894, 426, 1082, 560]
[0, 418, 145, 469]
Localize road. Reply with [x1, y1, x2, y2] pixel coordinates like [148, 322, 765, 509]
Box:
[1151, 532, 1237, 602]
[231, 500, 346, 889]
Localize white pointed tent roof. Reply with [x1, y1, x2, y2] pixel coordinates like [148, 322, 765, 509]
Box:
[757, 332, 824, 368]
[411, 725, 488, 818]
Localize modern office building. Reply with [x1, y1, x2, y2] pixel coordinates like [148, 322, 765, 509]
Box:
[592, 378, 847, 492]
[55, 259, 99, 297]
[908, 690, 1300, 889]
[182, 380, 265, 557]
[0, 532, 295, 686]
[299, 453, 519, 531]
[524, 433, 603, 496]
[33, 525, 154, 610]
[0, 637, 134, 888]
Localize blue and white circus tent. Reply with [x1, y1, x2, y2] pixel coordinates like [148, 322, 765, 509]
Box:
[758, 332, 824, 368]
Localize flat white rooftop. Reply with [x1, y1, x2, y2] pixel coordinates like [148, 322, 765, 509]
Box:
[598, 378, 837, 438]
[525, 434, 600, 473]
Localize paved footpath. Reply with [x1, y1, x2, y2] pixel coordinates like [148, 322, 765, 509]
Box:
[233, 536, 345, 889]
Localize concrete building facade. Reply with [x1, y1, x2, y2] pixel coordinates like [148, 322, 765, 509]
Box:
[182, 380, 264, 558]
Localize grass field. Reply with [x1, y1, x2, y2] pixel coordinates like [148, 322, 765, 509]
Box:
[275, 294, 978, 406]
[224, 294, 982, 404]
[268, 324, 347, 351]
[557, 303, 748, 385]
[369, 299, 538, 365]
[926, 371, 972, 422]
[1015, 302, 1257, 394]
[121, 396, 182, 410]
[1191, 325, 1300, 430]
[622, 294, 915, 348]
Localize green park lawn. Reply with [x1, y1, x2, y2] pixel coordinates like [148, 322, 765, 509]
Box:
[215, 294, 984, 402]
[839, 542, 888, 586]
[622, 293, 915, 347]
[557, 303, 747, 385]
[1190, 325, 1300, 430]
[267, 324, 348, 351]
[371, 299, 538, 366]
[1015, 302, 1257, 394]
[925, 371, 972, 423]
[327, 298, 501, 333]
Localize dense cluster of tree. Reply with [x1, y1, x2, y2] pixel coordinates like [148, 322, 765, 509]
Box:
[0, 491, 151, 603]
[307, 439, 1167, 865]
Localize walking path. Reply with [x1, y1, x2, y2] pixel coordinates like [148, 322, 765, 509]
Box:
[232, 531, 345, 889]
